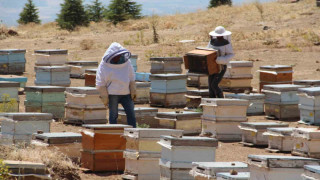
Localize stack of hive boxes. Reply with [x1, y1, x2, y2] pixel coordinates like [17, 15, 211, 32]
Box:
[81, 124, 131, 172]
[263, 127, 295, 152]
[258, 65, 293, 92]
[292, 128, 320, 158]
[66, 61, 98, 78]
[24, 86, 66, 119]
[0, 81, 20, 112]
[0, 49, 26, 74]
[64, 87, 107, 125]
[150, 57, 183, 74]
[150, 74, 187, 107]
[297, 87, 320, 125]
[262, 84, 303, 120]
[118, 107, 159, 128]
[159, 136, 218, 179]
[122, 128, 183, 179]
[201, 98, 249, 141]
[84, 68, 97, 87]
[185, 89, 209, 110]
[225, 93, 265, 115]
[0, 75, 28, 88]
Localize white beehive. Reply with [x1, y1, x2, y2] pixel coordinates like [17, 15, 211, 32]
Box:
[301, 165, 320, 180]
[298, 87, 320, 125]
[66, 61, 98, 78]
[34, 49, 68, 66]
[239, 122, 289, 146]
[292, 128, 320, 158]
[150, 57, 183, 74]
[248, 155, 320, 180]
[65, 87, 104, 108]
[225, 93, 265, 115]
[263, 127, 294, 152]
[224, 61, 253, 79]
[216, 172, 250, 180]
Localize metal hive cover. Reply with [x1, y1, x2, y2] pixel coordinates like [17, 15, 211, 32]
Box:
[160, 135, 218, 147]
[119, 107, 158, 112]
[0, 81, 20, 87]
[260, 65, 292, 70]
[65, 87, 99, 95]
[0, 49, 26, 53]
[150, 74, 187, 80]
[193, 162, 248, 172]
[225, 93, 265, 100]
[124, 128, 183, 138]
[263, 84, 304, 92]
[66, 61, 98, 66]
[266, 127, 294, 135]
[34, 49, 68, 55]
[304, 165, 320, 174]
[228, 61, 253, 67]
[156, 111, 202, 120]
[298, 87, 320, 96]
[34, 132, 82, 144]
[187, 89, 210, 96]
[0, 112, 53, 121]
[135, 82, 151, 88]
[83, 124, 132, 129]
[201, 98, 249, 106]
[240, 122, 288, 129]
[294, 80, 320, 86]
[216, 172, 250, 179]
[292, 128, 320, 139]
[24, 86, 66, 92]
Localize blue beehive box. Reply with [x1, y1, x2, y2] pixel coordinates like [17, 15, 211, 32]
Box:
[34, 66, 71, 86]
[0, 49, 26, 74]
[130, 54, 138, 72]
[0, 75, 27, 88]
[135, 72, 151, 82]
[150, 74, 187, 93]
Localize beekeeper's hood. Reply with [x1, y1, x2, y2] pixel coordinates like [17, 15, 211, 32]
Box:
[102, 42, 131, 64]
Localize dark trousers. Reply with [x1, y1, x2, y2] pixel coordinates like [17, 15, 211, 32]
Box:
[108, 94, 136, 128]
[208, 65, 227, 98]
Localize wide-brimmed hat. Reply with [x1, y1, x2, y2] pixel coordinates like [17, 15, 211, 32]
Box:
[209, 26, 232, 37]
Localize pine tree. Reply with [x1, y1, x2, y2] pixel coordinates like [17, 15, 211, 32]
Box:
[208, 0, 232, 8]
[123, 0, 142, 19]
[86, 0, 105, 22]
[56, 0, 89, 31]
[105, 0, 141, 25]
[17, 0, 41, 24]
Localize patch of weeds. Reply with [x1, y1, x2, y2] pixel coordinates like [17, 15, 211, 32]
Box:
[286, 43, 302, 52]
[0, 159, 11, 179]
[0, 94, 18, 112]
[80, 39, 94, 50]
[136, 123, 150, 128]
[302, 31, 320, 44]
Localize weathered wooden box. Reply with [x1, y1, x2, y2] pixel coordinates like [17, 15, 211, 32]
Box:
[3, 160, 50, 179]
[239, 122, 289, 146]
[216, 172, 250, 180]
[259, 65, 293, 82]
[0, 81, 20, 101]
[34, 66, 71, 86]
[248, 155, 320, 180]
[264, 102, 300, 120]
[118, 107, 158, 127]
[34, 49, 68, 66]
[66, 61, 98, 78]
[150, 92, 186, 108]
[0, 75, 27, 88]
[0, 49, 26, 74]
[135, 72, 151, 82]
[302, 165, 320, 180]
[224, 61, 253, 79]
[150, 74, 187, 93]
[186, 72, 208, 88]
[220, 78, 252, 88]
[292, 128, 320, 158]
[190, 162, 248, 180]
[184, 49, 219, 75]
[157, 111, 202, 135]
[225, 93, 265, 115]
[64, 105, 107, 124]
[135, 82, 150, 104]
[294, 80, 320, 87]
[298, 87, 320, 125]
[262, 84, 303, 104]
[65, 87, 104, 108]
[186, 89, 209, 109]
[130, 54, 138, 72]
[263, 127, 294, 152]
[84, 68, 97, 87]
[150, 57, 183, 74]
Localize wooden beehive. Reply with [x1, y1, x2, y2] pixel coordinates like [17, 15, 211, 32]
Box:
[24, 86, 66, 119]
[298, 87, 320, 125]
[292, 128, 320, 158]
[302, 165, 320, 180]
[4, 160, 50, 179]
[263, 127, 294, 152]
[220, 78, 252, 89]
[248, 155, 320, 180]
[150, 57, 183, 74]
[150, 74, 187, 93]
[225, 93, 265, 115]
[294, 80, 320, 87]
[65, 87, 104, 108]
[34, 49, 68, 66]
[84, 68, 97, 87]
[239, 122, 289, 146]
[216, 172, 250, 180]
[130, 54, 138, 72]
[34, 66, 71, 87]
[150, 92, 186, 108]
[186, 89, 210, 109]
[135, 82, 150, 104]
[224, 61, 253, 79]
[0, 49, 26, 74]
[0, 75, 27, 88]
[118, 107, 158, 127]
[259, 65, 293, 92]
[135, 72, 151, 82]
[64, 106, 107, 125]
[66, 61, 98, 78]
[157, 111, 202, 135]
[184, 49, 219, 75]
[186, 72, 208, 88]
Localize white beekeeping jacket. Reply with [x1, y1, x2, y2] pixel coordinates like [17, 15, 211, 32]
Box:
[207, 35, 234, 65]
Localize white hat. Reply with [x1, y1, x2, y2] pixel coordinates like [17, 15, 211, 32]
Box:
[209, 26, 232, 37]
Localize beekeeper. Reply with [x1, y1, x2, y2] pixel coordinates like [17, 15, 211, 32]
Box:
[96, 42, 136, 128]
[207, 26, 235, 98]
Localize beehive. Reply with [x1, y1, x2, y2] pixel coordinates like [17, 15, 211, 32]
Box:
[81, 124, 131, 172]
[150, 57, 183, 74]
[184, 49, 219, 75]
[34, 66, 71, 86]
[157, 111, 202, 135]
[292, 128, 320, 158]
[186, 72, 208, 88]
[135, 72, 151, 82]
[224, 61, 253, 79]
[65, 87, 104, 108]
[190, 162, 248, 180]
[0, 81, 20, 112]
[24, 86, 66, 119]
[248, 155, 320, 180]
[216, 172, 250, 180]
[239, 122, 289, 146]
[294, 80, 320, 87]
[130, 54, 138, 72]
[263, 127, 294, 152]
[302, 165, 320, 180]
[118, 107, 158, 127]
[0, 49, 26, 74]
[298, 87, 320, 125]
[0, 75, 27, 88]
[135, 82, 150, 104]
[34, 49, 68, 66]
[225, 93, 265, 115]
[159, 136, 218, 180]
[84, 68, 97, 87]
[66, 61, 98, 78]
[4, 160, 50, 179]
[220, 78, 252, 89]
[185, 89, 209, 109]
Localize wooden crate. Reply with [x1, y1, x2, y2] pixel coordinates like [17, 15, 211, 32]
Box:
[259, 71, 292, 82]
[265, 102, 299, 120]
[150, 57, 183, 74]
[294, 80, 320, 87]
[302, 165, 320, 180]
[0, 81, 19, 101]
[225, 93, 265, 115]
[4, 160, 50, 179]
[248, 155, 320, 180]
[263, 127, 294, 152]
[135, 72, 151, 82]
[135, 82, 150, 104]
[65, 87, 104, 108]
[34, 49, 68, 66]
[150, 92, 186, 108]
[292, 128, 320, 158]
[186, 72, 208, 88]
[262, 84, 303, 104]
[130, 54, 138, 72]
[66, 61, 98, 78]
[84, 68, 97, 87]
[224, 61, 253, 79]
[184, 49, 219, 75]
[220, 78, 252, 88]
[118, 107, 158, 127]
[34, 66, 71, 86]
[64, 105, 107, 124]
[0, 75, 27, 88]
[150, 74, 187, 93]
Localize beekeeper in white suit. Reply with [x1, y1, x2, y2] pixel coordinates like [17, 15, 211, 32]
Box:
[96, 42, 136, 127]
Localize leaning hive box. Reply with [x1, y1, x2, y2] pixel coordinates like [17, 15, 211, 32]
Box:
[157, 111, 202, 135]
[4, 160, 50, 180]
[190, 162, 248, 180]
[248, 155, 320, 180]
[186, 72, 209, 88]
[302, 165, 320, 180]
[150, 74, 187, 93]
[150, 57, 183, 74]
[263, 127, 294, 152]
[292, 128, 320, 158]
[184, 49, 219, 75]
[298, 87, 320, 125]
[135, 82, 150, 104]
[135, 72, 151, 82]
[66, 61, 98, 78]
[130, 54, 138, 72]
[0, 75, 27, 88]
[239, 122, 289, 146]
[186, 89, 210, 109]
[294, 80, 320, 87]
[216, 172, 250, 180]
[34, 49, 68, 66]
[0, 49, 26, 74]
[84, 68, 97, 87]
[118, 107, 158, 127]
[225, 93, 265, 115]
[34, 66, 71, 86]
[224, 61, 253, 79]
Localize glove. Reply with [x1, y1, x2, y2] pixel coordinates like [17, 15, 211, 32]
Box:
[97, 86, 109, 107]
[129, 81, 136, 101]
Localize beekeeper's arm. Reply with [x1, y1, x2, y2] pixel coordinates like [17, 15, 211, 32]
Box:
[96, 65, 109, 107]
[216, 44, 234, 65]
[128, 61, 136, 100]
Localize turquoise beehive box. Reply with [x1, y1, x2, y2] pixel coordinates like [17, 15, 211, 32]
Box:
[0, 75, 27, 88]
[135, 72, 151, 82]
[34, 66, 71, 86]
[150, 74, 187, 93]
[0, 49, 26, 74]
[130, 54, 138, 72]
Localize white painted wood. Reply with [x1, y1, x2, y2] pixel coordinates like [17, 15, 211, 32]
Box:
[68, 65, 97, 75]
[135, 86, 150, 103]
[64, 105, 107, 120]
[0, 86, 19, 101]
[224, 67, 253, 79]
[299, 93, 320, 107]
[225, 93, 264, 115]
[216, 172, 250, 180]
[292, 128, 320, 157]
[202, 105, 248, 121]
[0, 133, 32, 145]
[263, 127, 294, 152]
[302, 165, 320, 180]
[160, 160, 192, 180]
[34, 53, 67, 65]
[263, 90, 300, 104]
[299, 104, 320, 125]
[65, 92, 104, 108]
[186, 72, 208, 88]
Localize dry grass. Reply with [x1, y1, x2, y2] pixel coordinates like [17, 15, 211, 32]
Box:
[80, 39, 95, 50]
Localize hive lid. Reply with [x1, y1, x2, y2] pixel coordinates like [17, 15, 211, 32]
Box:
[216, 172, 250, 179]
[156, 111, 202, 120]
[225, 93, 265, 100]
[65, 87, 99, 95]
[292, 128, 320, 140]
[119, 107, 158, 113]
[34, 66, 71, 72]
[192, 162, 248, 175]
[187, 89, 210, 96]
[4, 160, 46, 169]
[33, 132, 82, 144]
[34, 49, 68, 55]
[260, 65, 292, 71]
[228, 61, 253, 68]
[130, 54, 138, 59]
[266, 127, 294, 136]
[150, 57, 183, 62]
[150, 74, 187, 80]
[124, 128, 183, 138]
[135, 82, 151, 88]
[304, 165, 320, 174]
[201, 98, 249, 106]
[0, 113, 53, 121]
[0, 49, 26, 54]
[298, 87, 320, 96]
[66, 61, 98, 66]
[25, 86, 66, 92]
[248, 155, 320, 168]
[294, 80, 320, 86]
[262, 84, 303, 92]
[159, 136, 218, 147]
[85, 68, 97, 73]
[0, 75, 28, 82]
[0, 81, 20, 87]
[239, 122, 288, 130]
[186, 72, 208, 76]
[83, 124, 132, 130]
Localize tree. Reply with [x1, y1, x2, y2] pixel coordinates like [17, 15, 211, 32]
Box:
[123, 0, 142, 19]
[56, 0, 89, 31]
[105, 0, 142, 25]
[18, 0, 41, 25]
[86, 0, 105, 22]
[208, 0, 232, 8]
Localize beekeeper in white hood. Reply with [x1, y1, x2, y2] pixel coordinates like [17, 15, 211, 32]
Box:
[96, 42, 136, 127]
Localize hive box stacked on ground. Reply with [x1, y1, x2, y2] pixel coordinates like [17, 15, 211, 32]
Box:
[157, 111, 202, 135]
[34, 49, 68, 66]
[0, 113, 52, 145]
[150, 74, 187, 107]
[31, 132, 82, 160]
[201, 98, 249, 141]
[239, 122, 289, 146]
[190, 162, 248, 180]
[0, 81, 20, 112]
[34, 66, 71, 87]
[221, 61, 253, 92]
[225, 93, 265, 115]
[24, 86, 66, 119]
[0, 49, 26, 74]
[135, 72, 151, 82]
[130, 54, 138, 72]
[263, 127, 294, 152]
[185, 89, 209, 109]
[292, 128, 320, 158]
[184, 49, 219, 75]
[66, 61, 98, 78]
[0, 75, 27, 88]
[122, 128, 183, 180]
[248, 155, 320, 180]
[216, 172, 250, 180]
[84, 68, 97, 87]
[186, 72, 208, 88]
[4, 160, 50, 179]
[118, 107, 158, 128]
[81, 124, 131, 172]
[159, 136, 218, 180]
[297, 87, 320, 125]
[302, 165, 320, 180]
[294, 80, 320, 87]
[64, 87, 107, 125]
[262, 84, 303, 120]
[258, 65, 293, 92]
[135, 82, 150, 104]
[150, 57, 183, 74]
